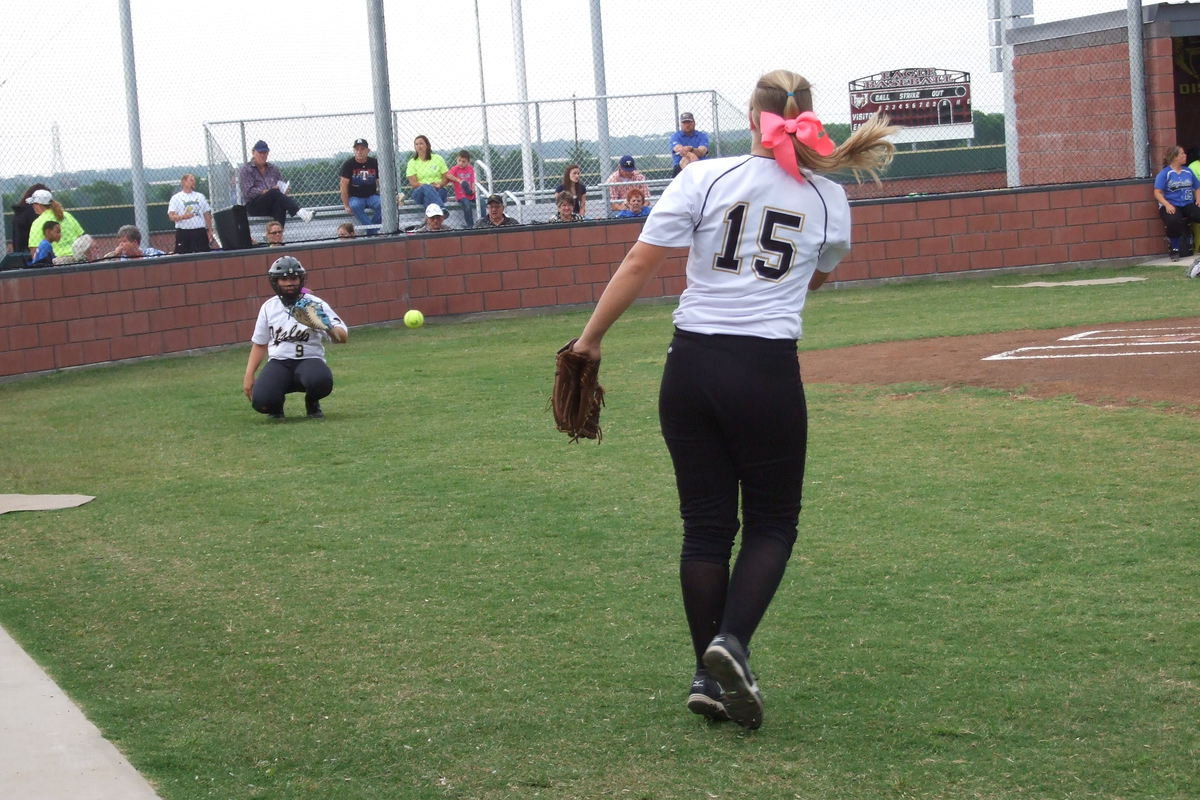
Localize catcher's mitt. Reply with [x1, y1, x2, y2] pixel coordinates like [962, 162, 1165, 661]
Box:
[552, 339, 605, 442]
[291, 296, 334, 332]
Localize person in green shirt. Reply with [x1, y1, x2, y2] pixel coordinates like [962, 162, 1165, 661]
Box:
[405, 135, 451, 209]
[25, 189, 88, 260]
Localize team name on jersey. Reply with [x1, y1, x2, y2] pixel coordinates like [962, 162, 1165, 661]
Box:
[270, 323, 314, 346]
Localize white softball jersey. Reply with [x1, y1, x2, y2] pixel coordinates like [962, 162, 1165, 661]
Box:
[639, 154, 851, 340]
[251, 294, 345, 361]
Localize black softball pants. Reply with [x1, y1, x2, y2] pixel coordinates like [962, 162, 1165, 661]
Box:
[251, 358, 333, 416]
[1159, 203, 1200, 241]
[659, 329, 807, 662]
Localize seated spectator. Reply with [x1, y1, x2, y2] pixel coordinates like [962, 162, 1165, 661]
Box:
[414, 203, 454, 233]
[339, 138, 381, 234]
[26, 189, 87, 259]
[11, 183, 50, 256]
[606, 155, 650, 215]
[615, 187, 650, 218]
[168, 173, 216, 253]
[102, 225, 166, 259]
[406, 135, 451, 210]
[30, 221, 60, 267]
[447, 150, 478, 227]
[264, 221, 285, 246]
[549, 191, 584, 223]
[474, 194, 521, 228]
[555, 164, 588, 217]
[239, 140, 314, 226]
[1154, 144, 1200, 260]
[670, 112, 709, 175]
[337, 222, 356, 239]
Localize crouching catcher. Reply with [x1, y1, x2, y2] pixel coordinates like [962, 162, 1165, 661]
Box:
[243, 256, 349, 419]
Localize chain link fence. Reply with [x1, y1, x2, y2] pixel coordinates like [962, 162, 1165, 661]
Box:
[203, 90, 740, 238]
[1, 0, 1161, 254]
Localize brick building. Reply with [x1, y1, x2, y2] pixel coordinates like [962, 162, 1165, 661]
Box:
[1011, 2, 1200, 186]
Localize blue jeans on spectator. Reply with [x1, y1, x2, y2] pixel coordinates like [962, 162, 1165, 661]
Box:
[348, 194, 382, 234]
[458, 197, 476, 227]
[410, 184, 447, 209]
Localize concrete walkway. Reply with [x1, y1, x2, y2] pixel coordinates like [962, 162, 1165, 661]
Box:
[0, 623, 161, 800]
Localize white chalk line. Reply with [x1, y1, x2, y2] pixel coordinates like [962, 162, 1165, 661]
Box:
[985, 347, 1200, 360]
[1062, 327, 1200, 340]
[985, 325, 1200, 361]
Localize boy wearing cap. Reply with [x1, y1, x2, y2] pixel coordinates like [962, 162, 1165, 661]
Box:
[606, 155, 651, 215]
[670, 112, 710, 175]
[339, 138, 381, 233]
[239, 140, 315, 226]
[474, 195, 521, 228]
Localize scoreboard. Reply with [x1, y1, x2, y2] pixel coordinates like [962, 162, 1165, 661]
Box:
[849, 68, 974, 144]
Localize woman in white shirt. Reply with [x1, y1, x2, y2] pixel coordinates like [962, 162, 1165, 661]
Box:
[570, 69, 896, 730]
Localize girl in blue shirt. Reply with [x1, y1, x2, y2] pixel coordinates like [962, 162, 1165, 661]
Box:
[1153, 144, 1200, 259]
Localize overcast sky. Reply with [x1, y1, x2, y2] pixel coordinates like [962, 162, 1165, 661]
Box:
[0, 0, 1142, 176]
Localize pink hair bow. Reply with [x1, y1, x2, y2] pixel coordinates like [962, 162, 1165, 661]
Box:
[760, 110, 837, 183]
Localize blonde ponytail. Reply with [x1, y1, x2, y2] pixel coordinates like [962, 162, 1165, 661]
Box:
[751, 70, 900, 185]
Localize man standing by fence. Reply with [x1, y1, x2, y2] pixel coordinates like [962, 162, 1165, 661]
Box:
[167, 174, 216, 253]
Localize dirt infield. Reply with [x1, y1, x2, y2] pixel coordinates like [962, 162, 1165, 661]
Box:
[800, 317, 1200, 412]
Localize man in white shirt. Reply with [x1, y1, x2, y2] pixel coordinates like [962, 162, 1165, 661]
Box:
[167, 174, 216, 253]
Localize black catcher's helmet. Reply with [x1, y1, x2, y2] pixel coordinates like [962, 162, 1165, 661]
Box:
[268, 256, 306, 303]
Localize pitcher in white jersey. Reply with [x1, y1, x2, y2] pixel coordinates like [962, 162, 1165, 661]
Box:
[571, 70, 897, 730]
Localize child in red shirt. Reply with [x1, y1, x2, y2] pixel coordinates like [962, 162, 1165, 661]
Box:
[447, 150, 478, 227]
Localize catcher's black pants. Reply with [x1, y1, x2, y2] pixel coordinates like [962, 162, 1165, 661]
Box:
[252, 357, 333, 415]
[659, 329, 807, 656]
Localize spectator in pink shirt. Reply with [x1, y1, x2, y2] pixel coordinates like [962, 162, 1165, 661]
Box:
[446, 150, 478, 227]
[606, 155, 650, 216]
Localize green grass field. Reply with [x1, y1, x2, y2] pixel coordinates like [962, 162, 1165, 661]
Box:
[2, 264, 1198, 799]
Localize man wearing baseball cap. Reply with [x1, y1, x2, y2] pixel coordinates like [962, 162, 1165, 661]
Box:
[670, 112, 710, 176]
[605, 154, 651, 215]
[474, 194, 521, 228]
[338, 138, 381, 234]
[238, 140, 315, 226]
[414, 203, 453, 233]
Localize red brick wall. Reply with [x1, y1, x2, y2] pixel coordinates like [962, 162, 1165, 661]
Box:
[0, 180, 1163, 379]
[1014, 41, 1137, 185]
[845, 172, 1007, 200]
[1146, 34, 1179, 161]
[1015, 31, 1178, 186]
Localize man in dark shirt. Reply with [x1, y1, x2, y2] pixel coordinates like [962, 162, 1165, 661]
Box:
[339, 138, 381, 235]
[473, 194, 521, 228]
